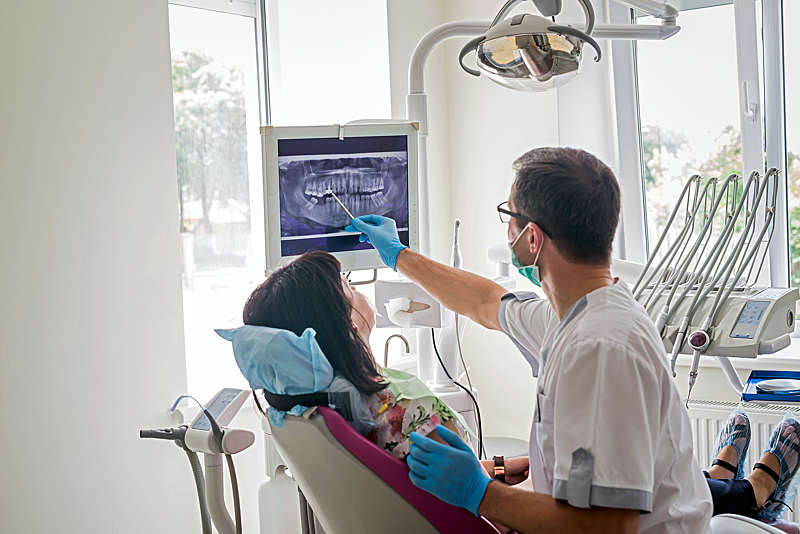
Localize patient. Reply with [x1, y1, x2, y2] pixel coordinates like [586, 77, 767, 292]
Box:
[240, 250, 472, 459]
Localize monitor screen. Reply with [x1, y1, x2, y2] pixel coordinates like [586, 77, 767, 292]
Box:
[277, 135, 410, 257]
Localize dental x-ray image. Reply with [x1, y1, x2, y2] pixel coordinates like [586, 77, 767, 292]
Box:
[278, 135, 410, 256]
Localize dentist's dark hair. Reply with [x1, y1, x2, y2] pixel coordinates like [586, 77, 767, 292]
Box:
[511, 147, 620, 265]
[242, 250, 385, 396]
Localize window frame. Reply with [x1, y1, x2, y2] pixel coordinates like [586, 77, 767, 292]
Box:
[168, 0, 272, 398]
[615, 0, 790, 289]
[169, 0, 271, 126]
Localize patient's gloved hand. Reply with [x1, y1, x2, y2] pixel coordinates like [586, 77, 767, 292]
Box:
[407, 425, 492, 516]
[344, 215, 407, 270]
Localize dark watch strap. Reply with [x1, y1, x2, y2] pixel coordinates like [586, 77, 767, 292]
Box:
[493, 455, 506, 483]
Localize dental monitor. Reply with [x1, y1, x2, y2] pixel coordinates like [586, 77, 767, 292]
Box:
[261, 122, 419, 271]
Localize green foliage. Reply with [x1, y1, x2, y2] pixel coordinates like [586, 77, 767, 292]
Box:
[172, 50, 249, 232]
[643, 122, 800, 286]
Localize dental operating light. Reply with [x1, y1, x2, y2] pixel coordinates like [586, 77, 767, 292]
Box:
[458, 0, 679, 91]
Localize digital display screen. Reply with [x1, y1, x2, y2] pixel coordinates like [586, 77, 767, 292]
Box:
[191, 389, 241, 431]
[730, 300, 770, 340]
[277, 135, 410, 256]
[736, 301, 768, 326]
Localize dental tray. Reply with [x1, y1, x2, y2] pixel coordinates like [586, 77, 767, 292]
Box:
[742, 370, 800, 403]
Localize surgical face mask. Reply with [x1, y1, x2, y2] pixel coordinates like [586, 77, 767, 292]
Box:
[509, 225, 543, 287]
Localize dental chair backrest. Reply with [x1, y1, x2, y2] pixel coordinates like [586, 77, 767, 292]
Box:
[711, 514, 792, 534]
[271, 406, 500, 534]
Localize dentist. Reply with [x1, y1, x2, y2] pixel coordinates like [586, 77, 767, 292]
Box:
[345, 147, 712, 534]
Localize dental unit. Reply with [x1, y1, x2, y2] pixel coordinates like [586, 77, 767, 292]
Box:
[629, 169, 798, 403]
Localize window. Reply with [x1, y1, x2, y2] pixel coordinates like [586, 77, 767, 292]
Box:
[169, 3, 264, 400]
[265, 0, 391, 125]
[785, 1, 800, 285]
[636, 5, 744, 245]
[622, 0, 800, 295]
[169, 1, 395, 399]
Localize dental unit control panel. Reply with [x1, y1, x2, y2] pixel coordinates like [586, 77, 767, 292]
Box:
[651, 287, 796, 358]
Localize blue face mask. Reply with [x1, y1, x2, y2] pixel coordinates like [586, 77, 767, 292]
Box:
[509, 225, 543, 287]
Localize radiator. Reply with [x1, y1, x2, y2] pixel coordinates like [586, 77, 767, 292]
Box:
[688, 400, 800, 522]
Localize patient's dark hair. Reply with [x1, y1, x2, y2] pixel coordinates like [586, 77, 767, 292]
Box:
[243, 250, 385, 396]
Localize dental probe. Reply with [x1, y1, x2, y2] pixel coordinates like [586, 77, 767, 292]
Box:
[325, 189, 355, 220]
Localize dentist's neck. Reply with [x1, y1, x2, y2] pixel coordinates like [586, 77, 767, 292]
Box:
[541, 254, 614, 319]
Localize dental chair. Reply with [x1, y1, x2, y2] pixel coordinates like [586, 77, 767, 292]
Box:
[271, 406, 500, 534]
[272, 406, 799, 534]
[220, 325, 792, 534]
[711, 514, 796, 534]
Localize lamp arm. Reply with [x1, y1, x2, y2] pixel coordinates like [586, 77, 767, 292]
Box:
[408, 21, 490, 95]
[611, 0, 678, 21]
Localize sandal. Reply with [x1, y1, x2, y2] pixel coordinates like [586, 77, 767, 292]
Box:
[755, 414, 800, 521]
[712, 408, 750, 479]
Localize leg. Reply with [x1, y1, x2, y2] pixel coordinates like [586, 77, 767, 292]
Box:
[708, 408, 751, 480]
[705, 476, 760, 518]
[752, 415, 800, 521]
[704, 446, 785, 518]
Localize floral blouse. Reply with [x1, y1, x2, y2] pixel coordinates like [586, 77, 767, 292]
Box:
[365, 369, 472, 459]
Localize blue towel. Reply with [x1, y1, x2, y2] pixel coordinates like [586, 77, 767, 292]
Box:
[216, 325, 333, 428]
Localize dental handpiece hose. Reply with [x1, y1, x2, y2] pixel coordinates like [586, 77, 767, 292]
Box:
[685, 172, 774, 402]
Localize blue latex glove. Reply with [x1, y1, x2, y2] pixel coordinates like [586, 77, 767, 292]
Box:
[406, 425, 492, 516]
[344, 215, 407, 270]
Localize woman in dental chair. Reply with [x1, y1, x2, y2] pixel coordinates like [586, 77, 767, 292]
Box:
[237, 250, 494, 462]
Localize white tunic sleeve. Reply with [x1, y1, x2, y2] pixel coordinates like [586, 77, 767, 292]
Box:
[497, 291, 557, 376]
[549, 338, 660, 512]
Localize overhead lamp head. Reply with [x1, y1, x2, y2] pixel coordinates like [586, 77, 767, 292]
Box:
[459, 1, 602, 92]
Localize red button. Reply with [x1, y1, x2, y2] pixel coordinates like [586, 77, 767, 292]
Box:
[689, 332, 707, 348]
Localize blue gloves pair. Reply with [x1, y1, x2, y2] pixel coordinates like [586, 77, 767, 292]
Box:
[407, 424, 492, 516]
[344, 215, 407, 271]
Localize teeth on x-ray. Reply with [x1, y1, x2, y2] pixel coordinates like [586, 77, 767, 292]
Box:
[279, 155, 408, 229]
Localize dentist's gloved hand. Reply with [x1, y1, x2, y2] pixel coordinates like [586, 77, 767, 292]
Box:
[406, 425, 492, 516]
[344, 215, 407, 270]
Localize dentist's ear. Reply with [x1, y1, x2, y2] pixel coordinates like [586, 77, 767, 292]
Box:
[527, 223, 542, 256]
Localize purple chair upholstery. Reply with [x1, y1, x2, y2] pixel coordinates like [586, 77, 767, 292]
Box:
[317, 407, 501, 534]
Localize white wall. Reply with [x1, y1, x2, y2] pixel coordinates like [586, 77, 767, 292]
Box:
[438, 0, 560, 440]
[0, 2, 196, 532]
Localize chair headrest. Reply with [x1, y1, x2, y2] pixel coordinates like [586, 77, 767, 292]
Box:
[216, 325, 333, 427]
[216, 325, 374, 434]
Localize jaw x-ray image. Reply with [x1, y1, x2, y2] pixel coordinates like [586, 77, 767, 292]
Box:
[278, 135, 410, 256]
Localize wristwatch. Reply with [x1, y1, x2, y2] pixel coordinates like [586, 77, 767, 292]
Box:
[493, 455, 506, 483]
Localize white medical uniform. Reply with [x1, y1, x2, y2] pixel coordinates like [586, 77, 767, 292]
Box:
[498, 280, 712, 534]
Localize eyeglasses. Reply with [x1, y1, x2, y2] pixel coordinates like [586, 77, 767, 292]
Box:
[496, 201, 553, 238]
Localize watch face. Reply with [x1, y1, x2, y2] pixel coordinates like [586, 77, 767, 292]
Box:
[493, 456, 505, 480]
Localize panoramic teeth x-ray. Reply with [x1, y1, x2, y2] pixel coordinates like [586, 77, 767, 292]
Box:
[283, 157, 406, 228]
[277, 136, 410, 256]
